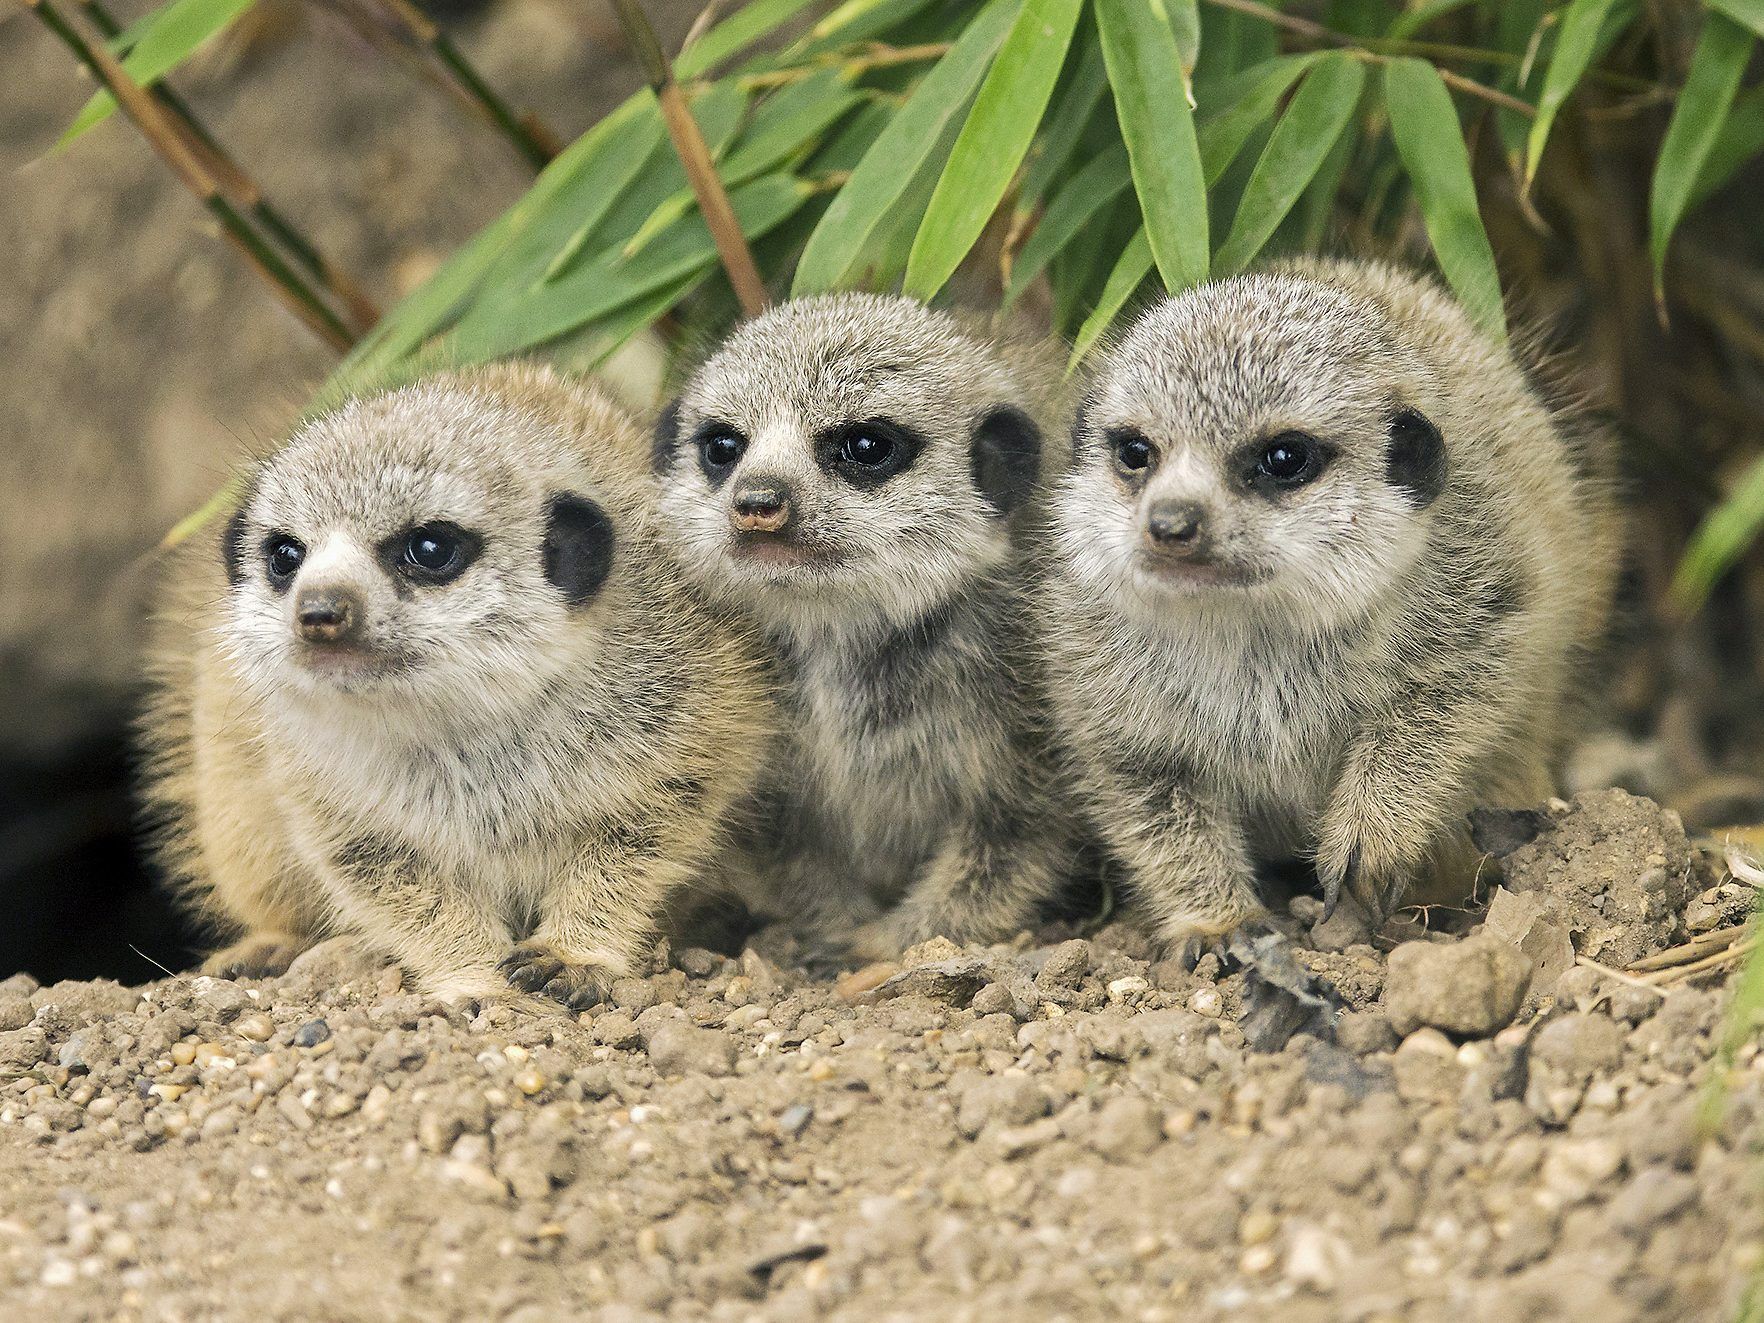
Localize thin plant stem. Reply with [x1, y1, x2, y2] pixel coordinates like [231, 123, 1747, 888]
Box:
[1201, 0, 1659, 111]
[368, 0, 559, 169]
[609, 0, 770, 318]
[76, 0, 380, 335]
[26, 0, 355, 351]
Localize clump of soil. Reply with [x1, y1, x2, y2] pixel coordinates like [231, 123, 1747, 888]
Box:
[1495, 789, 1702, 969]
[1, 791, 1760, 1320]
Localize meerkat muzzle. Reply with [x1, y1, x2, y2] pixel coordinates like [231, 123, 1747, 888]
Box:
[295, 588, 362, 644]
[1144, 500, 1210, 558]
[731, 482, 793, 534]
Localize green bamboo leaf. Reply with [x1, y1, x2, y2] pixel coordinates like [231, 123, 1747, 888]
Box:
[1214, 52, 1365, 275]
[547, 269, 708, 378]
[545, 125, 668, 277]
[1196, 53, 1323, 186]
[794, 0, 946, 59]
[539, 81, 747, 281]
[1694, 84, 1764, 208]
[1708, 0, 1764, 40]
[1388, 0, 1478, 39]
[61, 0, 258, 143]
[453, 174, 813, 362]
[793, 0, 1019, 296]
[1004, 143, 1131, 306]
[1650, 13, 1754, 298]
[1016, 37, 1108, 213]
[804, 100, 896, 175]
[1672, 451, 1764, 614]
[1524, 0, 1622, 189]
[1195, 3, 1278, 85]
[1069, 227, 1154, 367]
[1169, 0, 1201, 98]
[1384, 57, 1507, 342]
[1095, 0, 1209, 293]
[676, 0, 825, 78]
[905, 0, 1084, 299]
[621, 71, 861, 260]
[327, 93, 656, 395]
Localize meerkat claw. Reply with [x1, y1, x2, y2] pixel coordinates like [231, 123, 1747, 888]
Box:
[498, 943, 610, 1011]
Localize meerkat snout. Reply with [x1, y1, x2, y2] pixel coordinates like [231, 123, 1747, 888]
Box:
[732, 479, 793, 533]
[294, 587, 360, 643]
[1144, 499, 1208, 554]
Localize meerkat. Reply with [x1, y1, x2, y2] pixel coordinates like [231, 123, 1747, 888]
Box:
[1041, 259, 1619, 950]
[651, 293, 1080, 958]
[139, 363, 774, 1006]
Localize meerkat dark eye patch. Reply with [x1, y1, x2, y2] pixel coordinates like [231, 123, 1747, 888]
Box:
[543, 494, 615, 607]
[1235, 431, 1334, 496]
[391, 521, 480, 586]
[223, 509, 249, 587]
[650, 399, 682, 474]
[970, 406, 1042, 516]
[263, 533, 306, 592]
[1386, 408, 1446, 507]
[690, 419, 749, 488]
[815, 417, 923, 488]
[1108, 427, 1157, 477]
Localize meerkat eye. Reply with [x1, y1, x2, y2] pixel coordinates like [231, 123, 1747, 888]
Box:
[397, 522, 477, 584]
[839, 429, 895, 467]
[1109, 429, 1155, 474]
[1256, 432, 1323, 486]
[698, 430, 747, 469]
[264, 535, 305, 584]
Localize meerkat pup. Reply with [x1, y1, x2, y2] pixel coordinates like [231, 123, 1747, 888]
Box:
[651, 293, 1079, 957]
[1042, 259, 1619, 949]
[141, 363, 773, 1006]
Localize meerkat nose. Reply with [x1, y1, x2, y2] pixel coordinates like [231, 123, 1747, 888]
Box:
[1145, 500, 1208, 553]
[731, 481, 793, 534]
[295, 588, 362, 644]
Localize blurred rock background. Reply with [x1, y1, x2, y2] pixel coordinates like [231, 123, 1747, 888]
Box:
[0, 0, 702, 980]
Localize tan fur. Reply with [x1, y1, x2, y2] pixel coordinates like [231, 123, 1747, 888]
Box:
[653, 294, 1083, 956]
[1042, 260, 1621, 946]
[140, 363, 774, 1005]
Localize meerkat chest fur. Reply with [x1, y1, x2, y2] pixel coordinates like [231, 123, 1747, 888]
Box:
[1058, 590, 1379, 849]
[776, 587, 1019, 870]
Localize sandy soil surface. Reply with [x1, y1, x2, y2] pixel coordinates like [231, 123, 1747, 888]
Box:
[1, 789, 1760, 1321]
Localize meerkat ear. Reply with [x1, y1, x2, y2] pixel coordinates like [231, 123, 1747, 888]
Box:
[970, 406, 1043, 516]
[222, 508, 250, 587]
[650, 399, 682, 474]
[1386, 408, 1446, 508]
[543, 494, 615, 607]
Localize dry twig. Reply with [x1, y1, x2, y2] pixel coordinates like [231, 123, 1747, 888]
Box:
[25, 0, 356, 351]
[609, 0, 769, 318]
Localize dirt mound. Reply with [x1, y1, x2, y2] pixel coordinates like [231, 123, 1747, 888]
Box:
[1, 792, 1759, 1320]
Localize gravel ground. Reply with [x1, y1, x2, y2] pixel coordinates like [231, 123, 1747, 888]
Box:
[2, 790, 1761, 1321]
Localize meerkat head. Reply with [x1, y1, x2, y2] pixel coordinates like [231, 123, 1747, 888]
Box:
[652, 294, 1043, 633]
[1059, 270, 1448, 631]
[219, 373, 622, 723]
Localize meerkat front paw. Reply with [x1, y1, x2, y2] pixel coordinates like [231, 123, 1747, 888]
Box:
[1316, 834, 1412, 926]
[1161, 905, 1275, 971]
[201, 932, 309, 980]
[498, 941, 618, 1011]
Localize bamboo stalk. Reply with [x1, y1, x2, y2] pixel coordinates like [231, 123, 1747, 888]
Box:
[367, 0, 558, 170]
[609, 0, 769, 318]
[76, 0, 380, 335]
[26, 0, 355, 352]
